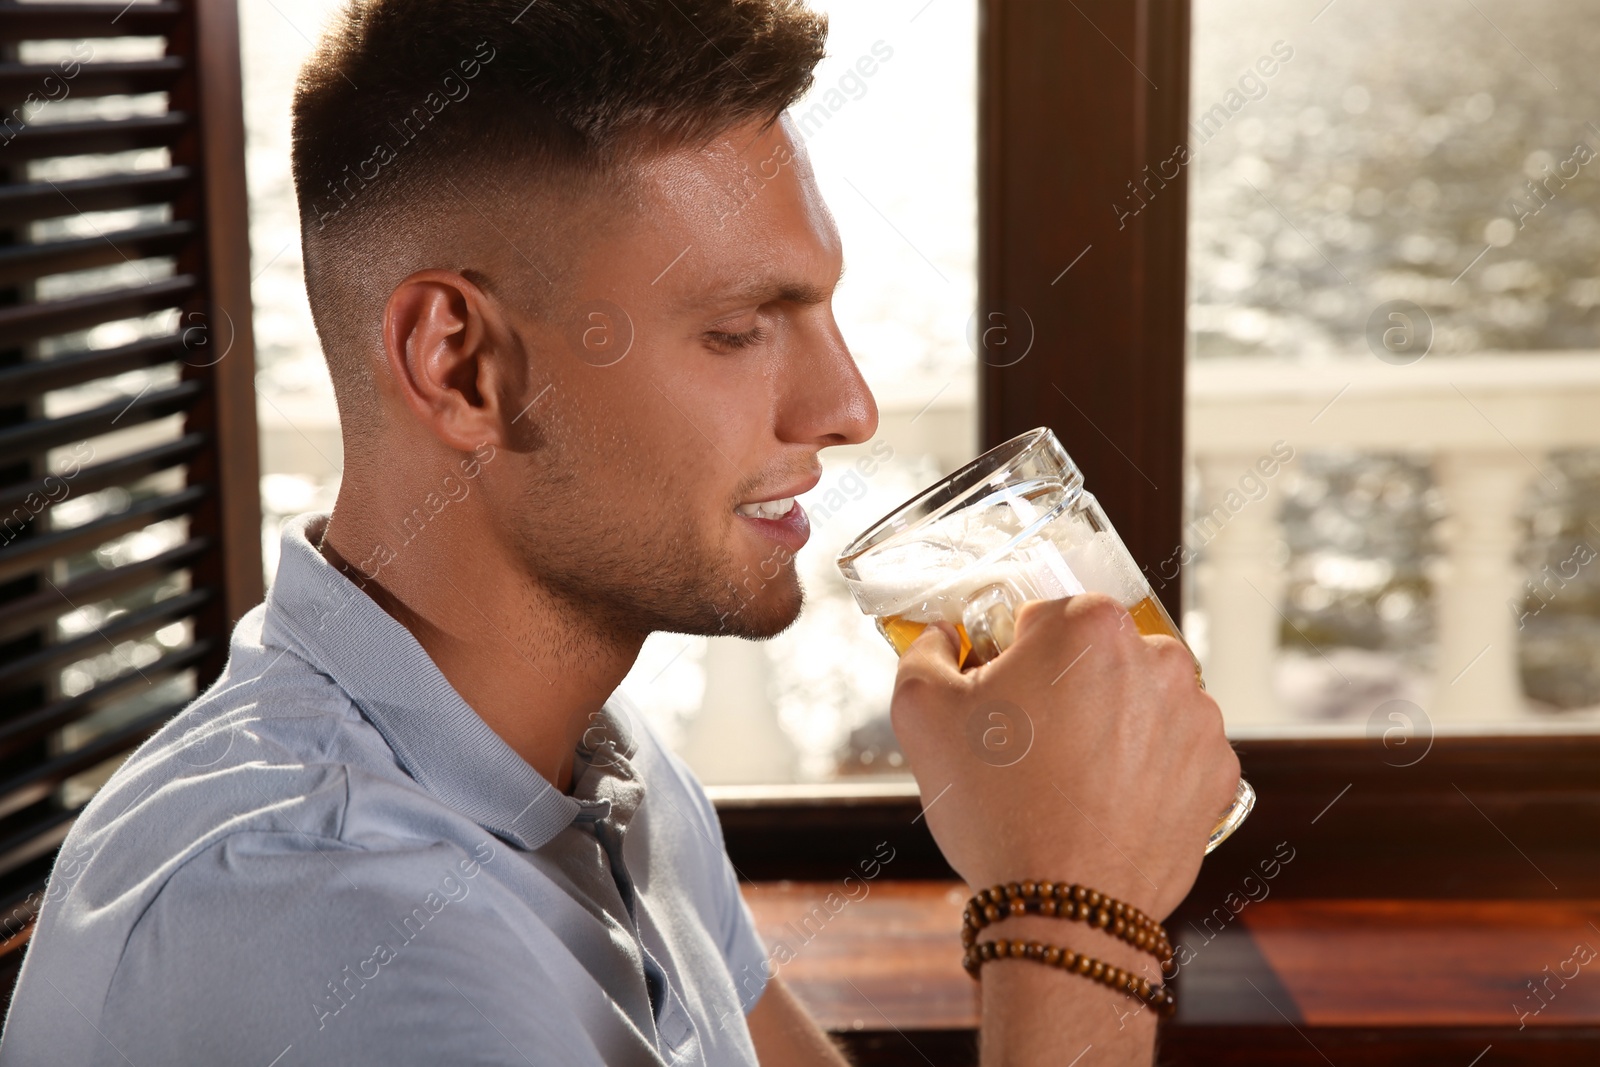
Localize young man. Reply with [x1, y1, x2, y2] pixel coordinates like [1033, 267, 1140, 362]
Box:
[0, 1, 1238, 1064]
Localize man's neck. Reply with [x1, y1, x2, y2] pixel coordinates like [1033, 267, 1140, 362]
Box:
[315, 492, 643, 794]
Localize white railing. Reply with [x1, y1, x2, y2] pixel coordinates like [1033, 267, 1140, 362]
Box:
[1189, 353, 1600, 731]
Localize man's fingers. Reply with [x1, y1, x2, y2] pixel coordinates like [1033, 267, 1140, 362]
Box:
[890, 623, 966, 740]
[898, 622, 964, 682]
[1014, 593, 1138, 656]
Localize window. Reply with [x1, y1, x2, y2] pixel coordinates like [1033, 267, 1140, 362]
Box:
[1186, 0, 1600, 739]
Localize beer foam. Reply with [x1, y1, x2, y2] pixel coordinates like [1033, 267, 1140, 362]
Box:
[849, 505, 1069, 619]
[1057, 530, 1148, 606]
[847, 498, 1151, 620]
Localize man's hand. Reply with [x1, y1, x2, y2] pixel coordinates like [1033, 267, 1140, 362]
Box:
[890, 594, 1240, 1066]
[891, 593, 1239, 922]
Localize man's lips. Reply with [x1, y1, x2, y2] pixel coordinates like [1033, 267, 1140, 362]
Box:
[733, 471, 819, 552]
[734, 496, 797, 520]
[734, 470, 821, 517]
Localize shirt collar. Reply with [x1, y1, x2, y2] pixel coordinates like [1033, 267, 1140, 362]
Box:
[264, 512, 590, 850]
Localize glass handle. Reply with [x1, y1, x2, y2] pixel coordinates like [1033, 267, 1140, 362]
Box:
[961, 582, 1022, 667]
[1206, 778, 1256, 854]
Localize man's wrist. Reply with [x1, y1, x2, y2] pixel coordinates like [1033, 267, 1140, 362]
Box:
[976, 914, 1161, 1066]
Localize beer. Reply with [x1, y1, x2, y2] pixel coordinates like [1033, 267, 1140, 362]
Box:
[837, 427, 1252, 852]
[878, 594, 1182, 668]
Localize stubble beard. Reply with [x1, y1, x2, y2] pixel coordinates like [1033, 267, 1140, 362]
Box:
[512, 503, 806, 653]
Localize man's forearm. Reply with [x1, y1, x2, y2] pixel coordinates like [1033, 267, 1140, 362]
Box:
[978, 916, 1159, 1067]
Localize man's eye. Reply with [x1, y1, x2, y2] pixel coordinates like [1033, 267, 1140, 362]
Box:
[705, 325, 769, 351]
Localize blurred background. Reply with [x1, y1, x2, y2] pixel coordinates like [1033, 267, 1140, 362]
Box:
[237, 0, 1600, 783]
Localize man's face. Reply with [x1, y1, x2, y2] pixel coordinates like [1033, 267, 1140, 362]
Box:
[485, 114, 877, 644]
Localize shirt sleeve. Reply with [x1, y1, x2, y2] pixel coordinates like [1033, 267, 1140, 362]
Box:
[95, 832, 613, 1067]
[670, 749, 771, 1014]
[714, 841, 771, 1013]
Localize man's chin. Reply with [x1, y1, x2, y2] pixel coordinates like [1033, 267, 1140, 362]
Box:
[704, 583, 805, 641]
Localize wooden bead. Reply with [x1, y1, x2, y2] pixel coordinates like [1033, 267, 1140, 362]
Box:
[963, 882, 1171, 972]
[1044, 946, 1062, 966]
[1008, 940, 1026, 959]
[1089, 960, 1106, 979]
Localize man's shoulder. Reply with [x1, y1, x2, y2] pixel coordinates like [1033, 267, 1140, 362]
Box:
[75, 610, 391, 857]
[6, 824, 598, 1066]
[0, 627, 549, 1064]
[33, 613, 453, 961]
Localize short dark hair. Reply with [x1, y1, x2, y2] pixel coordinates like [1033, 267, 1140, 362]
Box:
[290, 0, 827, 428]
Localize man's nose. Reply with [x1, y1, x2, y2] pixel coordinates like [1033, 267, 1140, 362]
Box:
[779, 321, 878, 448]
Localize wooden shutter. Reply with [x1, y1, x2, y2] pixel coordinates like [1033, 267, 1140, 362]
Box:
[0, 0, 260, 990]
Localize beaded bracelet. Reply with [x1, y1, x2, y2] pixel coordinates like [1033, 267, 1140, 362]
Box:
[962, 882, 1173, 965]
[964, 937, 1177, 1017]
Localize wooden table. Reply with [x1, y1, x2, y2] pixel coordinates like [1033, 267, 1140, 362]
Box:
[743, 881, 1600, 1064]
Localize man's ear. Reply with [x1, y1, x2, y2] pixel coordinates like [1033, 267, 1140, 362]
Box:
[381, 269, 526, 452]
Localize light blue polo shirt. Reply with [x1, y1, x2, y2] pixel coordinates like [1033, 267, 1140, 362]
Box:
[1, 514, 770, 1066]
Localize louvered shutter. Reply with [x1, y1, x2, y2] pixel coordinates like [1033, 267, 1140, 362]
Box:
[0, 0, 261, 994]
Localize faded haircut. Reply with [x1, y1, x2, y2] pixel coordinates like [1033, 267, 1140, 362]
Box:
[290, 0, 827, 429]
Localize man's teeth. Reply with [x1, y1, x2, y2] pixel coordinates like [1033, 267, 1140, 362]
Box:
[736, 497, 795, 520]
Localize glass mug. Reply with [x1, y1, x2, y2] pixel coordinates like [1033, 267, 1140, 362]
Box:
[836, 427, 1254, 853]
